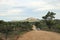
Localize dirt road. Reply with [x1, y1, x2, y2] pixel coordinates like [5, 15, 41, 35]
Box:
[17, 30, 60, 40]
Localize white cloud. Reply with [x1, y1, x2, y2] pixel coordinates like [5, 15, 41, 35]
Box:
[8, 9, 23, 14]
[0, 0, 60, 21]
[0, 0, 16, 6]
[0, 0, 60, 9]
[32, 2, 60, 11]
[0, 13, 7, 16]
[56, 3, 60, 9]
[24, 1, 46, 7]
[33, 5, 55, 11]
[0, 9, 23, 16]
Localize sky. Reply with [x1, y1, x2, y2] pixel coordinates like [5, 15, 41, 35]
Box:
[0, 0, 60, 21]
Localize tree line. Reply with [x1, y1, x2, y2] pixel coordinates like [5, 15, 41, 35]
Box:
[0, 11, 60, 33]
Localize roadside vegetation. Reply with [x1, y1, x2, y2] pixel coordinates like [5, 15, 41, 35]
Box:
[0, 11, 60, 40]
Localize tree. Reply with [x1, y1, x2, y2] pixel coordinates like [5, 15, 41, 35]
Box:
[42, 11, 56, 29]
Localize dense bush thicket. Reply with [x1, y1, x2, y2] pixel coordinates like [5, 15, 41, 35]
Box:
[0, 19, 60, 34]
[0, 21, 33, 34]
[0, 21, 33, 40]
[35, 19, 60, 33]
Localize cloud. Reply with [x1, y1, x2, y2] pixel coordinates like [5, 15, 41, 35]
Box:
[0, 0, 60, 9]
[32, 1, 60, 11]
[0, 0, 16, 6]
[0, 8, 23, 16]
[0, 0, 60, 21]
[8, 9, 23, 14]
[24, 1, 46, 8]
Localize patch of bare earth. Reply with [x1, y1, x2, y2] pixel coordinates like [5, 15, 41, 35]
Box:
[17, 30, 60, 40]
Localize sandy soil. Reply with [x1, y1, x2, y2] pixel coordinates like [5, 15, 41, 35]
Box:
[17, 30, 60, 40]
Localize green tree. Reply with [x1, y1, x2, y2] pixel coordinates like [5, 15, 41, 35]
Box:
[42, 11, 56, 29]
